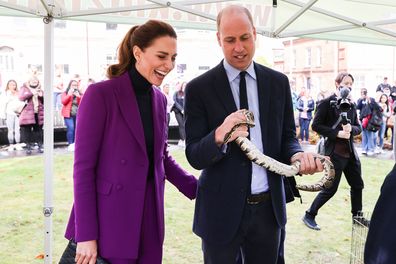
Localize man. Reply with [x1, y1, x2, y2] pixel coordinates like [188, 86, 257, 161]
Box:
[184, 5, 322, 264]
[376, 76, 391, 93]
[303, 73, 365, 231]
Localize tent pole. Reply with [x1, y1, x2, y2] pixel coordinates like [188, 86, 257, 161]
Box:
[43, 15, 54, 264]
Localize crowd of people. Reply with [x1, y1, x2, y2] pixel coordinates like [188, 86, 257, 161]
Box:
[0, 72, 94, 154]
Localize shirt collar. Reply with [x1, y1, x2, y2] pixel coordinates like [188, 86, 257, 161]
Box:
[223, 59, 256, 82]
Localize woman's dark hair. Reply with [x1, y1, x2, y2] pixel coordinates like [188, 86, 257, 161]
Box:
[107, 20, 177, 79]
[65, 79, 78, 94]
[335, 72, 354, 85]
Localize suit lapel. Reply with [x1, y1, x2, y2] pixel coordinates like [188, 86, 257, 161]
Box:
[213, 62, 238, 114]
[114, 72, 146, 153]
[255, 63, 271, 153]
[151, 87, 165, 162]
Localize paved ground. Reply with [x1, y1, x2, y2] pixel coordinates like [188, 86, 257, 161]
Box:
[0, 141, 394, 161]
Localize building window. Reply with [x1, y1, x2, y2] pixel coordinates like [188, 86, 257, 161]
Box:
[305, 47, 311, 67]
[354, 75, 365, 89]
[55, 64, 69, 74]
[106, 23, 118, 30]
[198, 66, 210, 70]
[28, 64, 43, 74]
[316, 47, 322, 66]
[0, 46, 15, 71]
[55, 20, 67, 29]
[106, 54, 117, 65]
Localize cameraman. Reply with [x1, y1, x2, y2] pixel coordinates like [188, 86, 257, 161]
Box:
[302, 72, 365, 231]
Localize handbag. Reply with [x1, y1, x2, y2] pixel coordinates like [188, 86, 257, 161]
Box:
[59, 240, 109, 264]
[387, 115, 395, 128]
[9, 99, 27, 115]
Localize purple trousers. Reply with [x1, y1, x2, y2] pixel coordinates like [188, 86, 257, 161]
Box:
[107, 179, 162, 264]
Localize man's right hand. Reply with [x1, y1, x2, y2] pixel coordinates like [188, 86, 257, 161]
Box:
[76, 240, 97, 264]
[337, 130, 350, 139]
[214, 110, 249, 146]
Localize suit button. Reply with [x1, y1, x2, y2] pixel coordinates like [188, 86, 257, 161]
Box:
[241, 162, 247, 166]
[240, 188, 245, 193]
[115, 184, 123, 190]
[120, 159, 126, 164]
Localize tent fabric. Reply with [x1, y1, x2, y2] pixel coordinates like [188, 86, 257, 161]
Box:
[1, 0, 396, 46]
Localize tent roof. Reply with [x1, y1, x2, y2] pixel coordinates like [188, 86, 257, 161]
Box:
[1, 0, 396, 46]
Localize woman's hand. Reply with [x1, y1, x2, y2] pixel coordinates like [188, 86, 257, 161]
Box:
[76, 240, 97, 264]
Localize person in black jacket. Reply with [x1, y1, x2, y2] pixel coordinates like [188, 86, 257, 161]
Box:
[364, 164, 396, 264]
[302, 72, 365, 231]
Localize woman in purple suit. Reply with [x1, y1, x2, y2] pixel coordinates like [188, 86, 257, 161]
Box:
[63, 20, 197, 264]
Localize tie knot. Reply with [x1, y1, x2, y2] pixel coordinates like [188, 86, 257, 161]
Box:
[240, 71, 247, 78]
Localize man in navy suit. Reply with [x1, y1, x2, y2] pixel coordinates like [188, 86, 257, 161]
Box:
[184, 5, 323, 264]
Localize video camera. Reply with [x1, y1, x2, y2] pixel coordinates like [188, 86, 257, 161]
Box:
[330, 86, 352, 124]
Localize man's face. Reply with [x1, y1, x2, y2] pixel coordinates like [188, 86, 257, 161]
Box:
[217, 10, 256, 71]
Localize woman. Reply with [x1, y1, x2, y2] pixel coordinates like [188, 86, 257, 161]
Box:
[172, 81, 186, 146]
[302, 72, 365, 230]
[297, 87, 315, 143]
[63, 20, 197, 264]
[0, 80, 23, 151]
[61, 79, 82, 151]
[19, 76, 44, 154]
[376, 93, 391, 153]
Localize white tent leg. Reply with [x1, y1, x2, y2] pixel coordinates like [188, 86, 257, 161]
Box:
[43, 16, 54, 264]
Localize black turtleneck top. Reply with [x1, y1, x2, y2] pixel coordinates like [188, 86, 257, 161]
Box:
[129, 65, 154, 180]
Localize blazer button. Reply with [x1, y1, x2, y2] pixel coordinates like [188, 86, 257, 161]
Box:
[120, 159, 126, 164]
[241, 162, 247, 166]
[240, 188, 245, 193]
[115, 184, 123, 191]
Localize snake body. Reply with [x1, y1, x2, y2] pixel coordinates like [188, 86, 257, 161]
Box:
[226, 110, 335, 192]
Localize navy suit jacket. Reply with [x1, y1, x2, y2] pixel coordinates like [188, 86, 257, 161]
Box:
[184, 61, 302, 244]
[365, 164, 396, 264]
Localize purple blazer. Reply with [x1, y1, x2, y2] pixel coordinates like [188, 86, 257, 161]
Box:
[65, 72, 197, 259]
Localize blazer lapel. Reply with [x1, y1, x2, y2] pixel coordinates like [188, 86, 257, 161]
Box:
[213, 62, 238, 114]
[151, 87, 166, 162]
[255, 63, 271, 153]
[114, 72, 146, 153]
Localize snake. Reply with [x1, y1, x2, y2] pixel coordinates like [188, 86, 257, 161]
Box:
[223, 110, 335, 192]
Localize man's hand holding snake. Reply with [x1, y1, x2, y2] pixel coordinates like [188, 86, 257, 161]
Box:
[291, 152, 324, 175]
[215, 110, 249, 146]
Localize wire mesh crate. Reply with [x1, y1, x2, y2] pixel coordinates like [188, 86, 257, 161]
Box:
[350, 212, 371, 264]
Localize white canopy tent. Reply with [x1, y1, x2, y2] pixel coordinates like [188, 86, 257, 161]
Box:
[0, 0, 396, 263]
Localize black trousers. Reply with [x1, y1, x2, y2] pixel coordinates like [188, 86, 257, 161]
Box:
[202, 198, 281, 264]
[307, 153, 364, 216]
[174, 111, 186, 140]
[20, 114, 43, 147]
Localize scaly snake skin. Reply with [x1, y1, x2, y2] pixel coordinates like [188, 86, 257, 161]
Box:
[224, 110, 335, 192]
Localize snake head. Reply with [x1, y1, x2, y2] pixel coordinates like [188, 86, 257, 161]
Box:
[242, 110, 255, 128]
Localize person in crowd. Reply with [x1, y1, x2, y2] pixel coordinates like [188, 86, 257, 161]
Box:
[302, 72, 365, 231]
[376, 93, 391, 153]
[18, 75, 44, 154]
[172, 81, 186, 147]
[53, 71, 64, 110]
[297, 87, 315, 143]
[62, 20, 197, 264]
[0, 80, 23, 151]
[364, 164, 396, 264]
[376, 77, 392, 93]
[357, 88, 381, 156]
[61, 79, 82, 151]
[390, 80, 396, 101]
[161, 83, 173, 128]
[184, 5, 323, 263]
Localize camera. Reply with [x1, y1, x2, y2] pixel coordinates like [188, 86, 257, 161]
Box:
[330, 86, 352, 124]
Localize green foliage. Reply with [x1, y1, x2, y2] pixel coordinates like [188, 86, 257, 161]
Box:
[0, 151, 393, 263]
